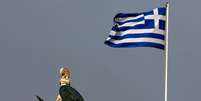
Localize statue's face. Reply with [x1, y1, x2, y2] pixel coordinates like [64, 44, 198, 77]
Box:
[61, 69, 70, 78]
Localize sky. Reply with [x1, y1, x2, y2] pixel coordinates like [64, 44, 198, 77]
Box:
[0, 0, 201, 101]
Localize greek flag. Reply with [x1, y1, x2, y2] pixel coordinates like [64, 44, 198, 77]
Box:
[104, 7, 166, 50]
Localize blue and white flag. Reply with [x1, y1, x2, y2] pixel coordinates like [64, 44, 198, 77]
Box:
[104, 7, 166, 49]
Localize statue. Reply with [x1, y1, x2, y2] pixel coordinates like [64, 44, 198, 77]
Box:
[57, 66, 84, 101]
[36, 66, 84, 101]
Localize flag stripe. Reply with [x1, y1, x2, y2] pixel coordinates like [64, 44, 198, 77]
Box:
[114, 8, 166, 18]
[113, 19, 166, 32]
[117, 14, 144, 23]
[107, 38, 164, 45]
[112, 20, 155, 31]
[108, 33, 164, 40]
[114, 13, 141, 18]
[109, 29, 165, 36]
[117, 21, 145, 27]
[105, 41, 164, 49]
[116, 16, 144, 25]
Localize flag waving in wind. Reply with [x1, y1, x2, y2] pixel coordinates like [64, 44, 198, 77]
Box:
[104, 7, 166, 49]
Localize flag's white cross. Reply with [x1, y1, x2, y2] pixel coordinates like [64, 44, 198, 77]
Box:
[153, 9, 160, 28]
[145, 8, 166, 29]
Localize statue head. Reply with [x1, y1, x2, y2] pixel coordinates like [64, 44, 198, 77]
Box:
[59, 66, 70, 79]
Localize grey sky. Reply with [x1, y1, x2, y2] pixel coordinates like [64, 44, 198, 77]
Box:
[0, 0, 201, 101]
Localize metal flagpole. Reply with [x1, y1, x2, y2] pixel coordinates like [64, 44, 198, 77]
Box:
[164, 2, 169, 101]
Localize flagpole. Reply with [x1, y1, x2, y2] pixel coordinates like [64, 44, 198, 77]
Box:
[164, 2, 169, 101]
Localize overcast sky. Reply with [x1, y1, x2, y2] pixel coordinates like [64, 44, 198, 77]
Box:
[0, 0, 201, 101]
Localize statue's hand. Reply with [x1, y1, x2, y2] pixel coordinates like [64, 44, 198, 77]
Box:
[56, 95, 62, 101]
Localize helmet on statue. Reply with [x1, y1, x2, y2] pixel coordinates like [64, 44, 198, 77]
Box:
[59, 66, 70, 78]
